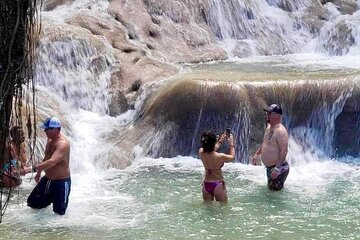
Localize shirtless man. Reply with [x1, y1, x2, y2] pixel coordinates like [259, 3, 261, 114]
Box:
[21, 117, 71, 215]
[252, 104, 289, 191]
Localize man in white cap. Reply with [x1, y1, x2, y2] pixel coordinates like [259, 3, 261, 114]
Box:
[21, 117, 71, 215]
[251, 104, 289, 191]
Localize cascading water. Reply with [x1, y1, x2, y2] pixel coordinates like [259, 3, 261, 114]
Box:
[207, 0, 360, 57]
[36, 39, 113, 114]
[206, 0, 310, 56]
[315, 9, 360, 55]
[1, 0, 360, 239]
[286, 87, 353, 164]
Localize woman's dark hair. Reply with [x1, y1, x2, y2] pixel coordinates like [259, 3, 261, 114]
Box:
[201, 131, 217, 153]
[10, 126, 25, 143]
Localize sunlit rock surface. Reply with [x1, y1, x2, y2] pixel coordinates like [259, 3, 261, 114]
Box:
[108, 0, 226, 63]
[39, 0, 360, 117]
[36, 0, 360, 167]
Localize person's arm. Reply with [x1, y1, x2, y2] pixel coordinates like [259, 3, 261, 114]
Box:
[251, 146, 262, 165]
[22, 141, 67, 175]
[252, 124, 269, 165]
[19, 142, 27, 168]
[214, 133, 226, 152]
[219, 153, 234, 162]
[219, 134, 235, 162]
[33, 140, 51, 175]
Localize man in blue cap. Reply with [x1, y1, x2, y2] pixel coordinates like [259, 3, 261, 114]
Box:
[251, 104, 289, 191]
[21, 117, 71, 215]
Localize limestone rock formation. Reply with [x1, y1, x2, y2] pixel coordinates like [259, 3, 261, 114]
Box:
[108, 0, 227, 63]
[320, 0, 358, 15]
[36, 0, 360, 166]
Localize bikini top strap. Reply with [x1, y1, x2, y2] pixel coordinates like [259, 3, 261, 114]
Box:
[206, 162, 224, 172]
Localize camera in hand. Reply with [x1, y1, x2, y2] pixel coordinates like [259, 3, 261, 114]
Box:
[225, 128, 231, 135]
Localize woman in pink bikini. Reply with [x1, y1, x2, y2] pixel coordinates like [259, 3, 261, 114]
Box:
[199, 131, 235, 204]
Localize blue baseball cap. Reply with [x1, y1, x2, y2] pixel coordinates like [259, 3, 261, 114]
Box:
[40, 117, 61, 129]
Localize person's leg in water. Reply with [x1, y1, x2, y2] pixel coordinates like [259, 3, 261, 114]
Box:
[266, 163, 290, 191]
[202, 181, 227, 204]
[27, 176, 51, 209]
[1, 160, 22, 188]
[50, 178, 71, 215]
[202, 182, 215, 203]
[0, 174, 21, 188]
[213, 181, 227, 204]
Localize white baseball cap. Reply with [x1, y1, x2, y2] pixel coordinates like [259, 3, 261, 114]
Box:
[40, 117, 61, 129]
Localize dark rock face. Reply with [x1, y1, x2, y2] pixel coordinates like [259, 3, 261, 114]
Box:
[334, 91, 360, 157]
[301, 1, 328, 35]
[108, 90, 129, 117]
[334, 111, 360, 157]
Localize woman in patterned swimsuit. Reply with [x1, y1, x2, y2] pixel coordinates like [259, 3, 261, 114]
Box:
[199, 131, 235, 204]
[1, 126, 27, 188]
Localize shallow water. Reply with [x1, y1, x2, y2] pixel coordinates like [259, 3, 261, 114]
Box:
[2, 156, 360, 240]
[2, 53, 360, 239]
[180, 54, 360, 82]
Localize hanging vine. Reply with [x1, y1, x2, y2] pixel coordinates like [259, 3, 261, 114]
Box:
[0, 0, 41, 223]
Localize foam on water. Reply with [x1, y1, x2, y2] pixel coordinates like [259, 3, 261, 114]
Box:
[2, 1, 360, 238]
[229, 53, 360, 70]
[2, 144, 360, 239]
[42, 0, 111, 23]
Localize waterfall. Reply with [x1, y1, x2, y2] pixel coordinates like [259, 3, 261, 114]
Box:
[31, 0, 360, 167]
[2, 1, 360, 238]
[286, 89, 353, 165]
[316, 9, 360, 55]
[206, 0, 310, 56]
[135, 67, 359, 162]
[206, 0, 360, 57]
[35, 38, 114, 115]
[33, 20, 125, 172]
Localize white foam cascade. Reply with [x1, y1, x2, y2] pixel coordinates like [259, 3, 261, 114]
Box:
[207, 0, 310, 56]
[37, 0, 116, 115]
[287, 89, 353, 165]
[207, 0, 360, 56]
[42, 0, 110, 23]
[315, 5, 360, 56]
[35, 38, 113, 115]
[33, 0, 127, 174]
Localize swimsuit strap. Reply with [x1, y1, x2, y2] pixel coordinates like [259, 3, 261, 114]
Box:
[206, 163, 224, 175]
[206, 162, 224, 171]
